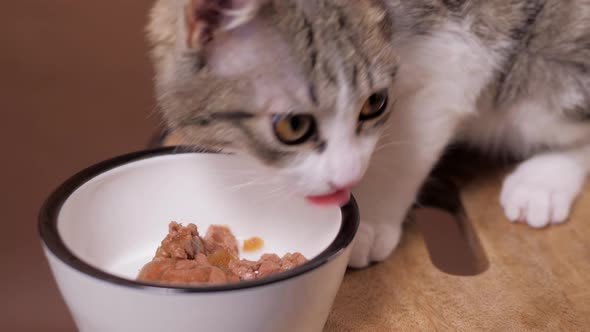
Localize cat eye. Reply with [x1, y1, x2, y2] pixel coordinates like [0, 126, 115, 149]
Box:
[272, 114, 317, 145]
[360, 90, 389, 121]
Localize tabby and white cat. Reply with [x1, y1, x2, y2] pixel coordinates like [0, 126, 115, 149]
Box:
[147, 0, 590, 267]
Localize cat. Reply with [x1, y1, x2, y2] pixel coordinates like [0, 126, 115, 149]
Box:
[147, 0, 590, 268]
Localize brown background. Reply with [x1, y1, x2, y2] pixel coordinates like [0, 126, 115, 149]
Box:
[1, 2, 159, 330]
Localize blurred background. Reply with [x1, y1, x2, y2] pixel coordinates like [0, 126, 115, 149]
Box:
[1, 2, 159, 330]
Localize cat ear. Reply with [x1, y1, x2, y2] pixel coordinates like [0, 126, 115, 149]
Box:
[183, 0, 267, 50]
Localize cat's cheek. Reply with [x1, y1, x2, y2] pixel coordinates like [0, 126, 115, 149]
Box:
[357, 136, 381, 173]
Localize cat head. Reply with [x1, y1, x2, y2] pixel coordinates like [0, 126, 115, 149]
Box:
[147, 0, 398, 202]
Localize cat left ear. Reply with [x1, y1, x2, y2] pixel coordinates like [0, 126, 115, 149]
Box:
[184, 0, 267, 50]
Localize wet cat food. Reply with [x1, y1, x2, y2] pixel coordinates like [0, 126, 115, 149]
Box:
[243, 236, 265, 252]
[137, 222, 308, 286]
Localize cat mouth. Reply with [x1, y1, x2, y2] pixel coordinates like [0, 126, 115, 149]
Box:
[306, 189, 351, 207]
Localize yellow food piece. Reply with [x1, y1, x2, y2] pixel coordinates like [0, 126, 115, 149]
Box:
[243, 237, 264, 252]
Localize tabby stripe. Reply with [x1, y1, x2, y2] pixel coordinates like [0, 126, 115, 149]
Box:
[351, 64, 359, 88]
[340, 30, 375, 88]
[495, 0, 546, 105]
[321, 61, 338, 85]
[309, 83, 319, 105]
[302, 14, 318, 71]
[441, 0, 466, 12]
[237, 125, 294, 164]
[183, 111, 255, 127]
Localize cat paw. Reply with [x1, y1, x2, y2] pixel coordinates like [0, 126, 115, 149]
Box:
[500, 155, 586, 228]
[348, 222, 402, 268]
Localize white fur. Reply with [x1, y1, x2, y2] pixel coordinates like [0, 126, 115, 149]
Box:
[221, 0, 267, 31]
[349, 223, 402, 268]
[349, 21, 503, 267]
[500, 152, 588, 228]
[277, 62, 379, 196]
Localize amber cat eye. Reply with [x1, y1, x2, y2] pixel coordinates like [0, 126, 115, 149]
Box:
[360, 90, 389, 121]
[272, 114, 317, 145]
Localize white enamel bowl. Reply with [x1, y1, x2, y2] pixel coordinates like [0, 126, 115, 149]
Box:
[39, 148, 359, 332]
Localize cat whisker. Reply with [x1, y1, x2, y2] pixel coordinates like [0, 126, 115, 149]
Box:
[376, 139, 411, 147]
[374, 139, 412, 152]
[254, 183, 289, 203]
[228, 177, 265, 192]
[263, 179, 288, 196]
[206, 169, 268, 176]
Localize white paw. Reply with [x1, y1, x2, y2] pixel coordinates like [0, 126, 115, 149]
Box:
[500, 154, 586, 228]
[348, 222, 402, 268]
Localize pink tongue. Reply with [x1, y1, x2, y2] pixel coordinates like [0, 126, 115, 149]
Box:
[306, 189, 351, 207]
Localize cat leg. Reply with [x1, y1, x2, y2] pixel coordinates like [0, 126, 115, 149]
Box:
[348, 93, 462, 268]
[347, 165, 410, 268]
[347, 23, 496, 267]
[500, 144, 590, 228]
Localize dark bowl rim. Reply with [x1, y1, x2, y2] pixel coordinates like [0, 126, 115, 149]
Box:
[38, 147, 360, 294]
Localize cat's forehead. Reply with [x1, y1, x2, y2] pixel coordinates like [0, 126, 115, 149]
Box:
[214, 0, 396, 109]
[205, 19, 317, 113]
[271, 0, 398, 85]
[187, 0, 397, 116]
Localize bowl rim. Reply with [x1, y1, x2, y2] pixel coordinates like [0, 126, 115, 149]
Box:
[38, 147, 359, 294]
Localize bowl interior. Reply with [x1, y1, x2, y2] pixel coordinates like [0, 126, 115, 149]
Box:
[57, 153, 342, 281]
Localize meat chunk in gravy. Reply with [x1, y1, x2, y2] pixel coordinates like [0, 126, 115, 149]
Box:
[203, 225, 239, 257]
[138, 254, 239, 285]
[154, 222, 205, 259]
[137, 222, 308, 286]
[229, 253, 308, 280]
